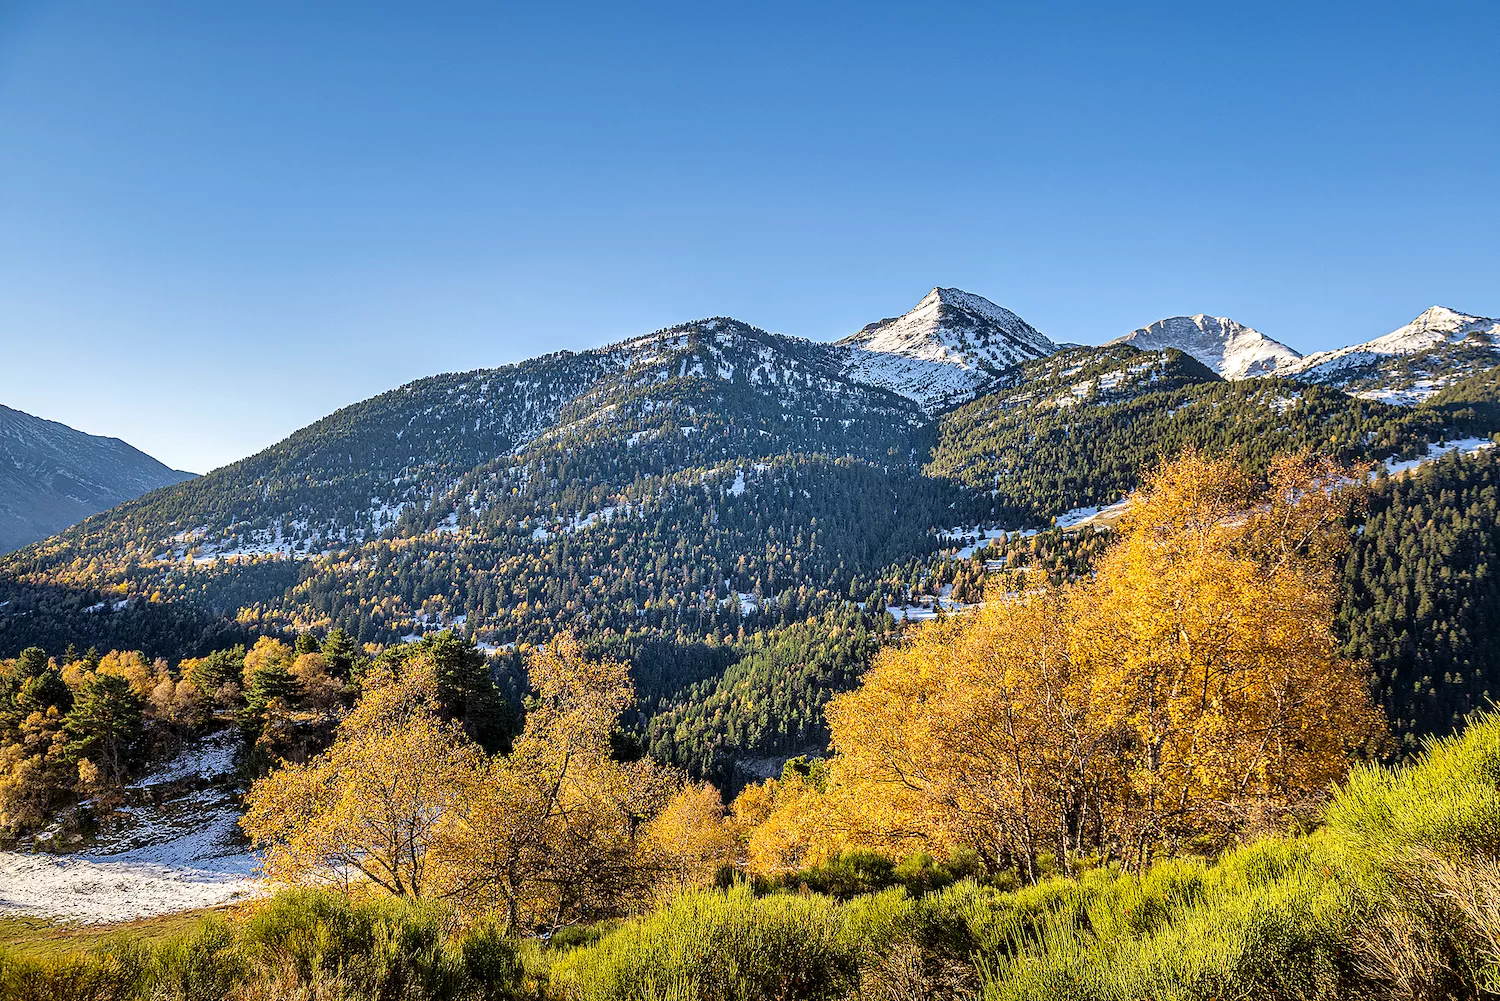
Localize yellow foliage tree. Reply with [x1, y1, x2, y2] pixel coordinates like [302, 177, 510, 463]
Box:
[1074, 451, 1384, 863]
[432, 634, 675, 932]
[241, 657, 481, 898]
[643, 782, 739, 896]
[741, 452, 1386, 877]
[241, 636, 292, 687]
[245, 633, 701, 929]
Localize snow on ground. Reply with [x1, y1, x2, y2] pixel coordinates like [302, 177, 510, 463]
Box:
[128, 732, 237, 789]
[939, 526, 1037, 559]
[886, 590, 979, 622]
[1055, 498, 1132, 531]
[0, 811, 258, 923]
[1384, 437, 1495, 476]
[1355, 382, 1444, 406]
[0, 734, 261, 923]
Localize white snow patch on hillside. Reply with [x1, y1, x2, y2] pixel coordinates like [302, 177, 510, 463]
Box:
[129, 732, 238, 789]
[0, 734, 259, 922]
[1384, 437, 1494, 477]
[0, 843, 258, 923]
[886, 590, 979, 622]
[1354, 381, 1443, 406]
[939, 526, 1037, 559]
[1055, 499, 1131, 530]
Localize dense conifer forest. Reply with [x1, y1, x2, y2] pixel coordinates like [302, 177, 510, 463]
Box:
[4, 311, 1500, 791]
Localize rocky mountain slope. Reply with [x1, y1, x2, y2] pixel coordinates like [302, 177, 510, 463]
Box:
[0, 405, 193, 554]
[4, 290, 1500, 782]
[838, 287, 1058, 411]
[1288, 306, 1500, 404]
[1110, 315, 1302, 380]
[3, 292, 1498, 658]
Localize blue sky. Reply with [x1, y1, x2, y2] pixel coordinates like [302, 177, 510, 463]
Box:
[1, 1, 1496, 473]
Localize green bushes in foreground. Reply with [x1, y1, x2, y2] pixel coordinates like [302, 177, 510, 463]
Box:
[5, 712, 1500, 1001]
[0, 891, 528, 1001]
[554, 711, 1500, 1001]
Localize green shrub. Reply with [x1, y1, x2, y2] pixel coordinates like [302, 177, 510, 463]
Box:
[0, 942, 148, 1001]
[459, 922, 526, 1001]
[8, 714, 1500, 1001]
[0, 890, 529, 1001]
[551, 885, 860, 1001]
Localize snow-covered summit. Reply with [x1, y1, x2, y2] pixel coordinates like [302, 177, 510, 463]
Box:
[1289, 306, 1500, 380]
[1109, 315, 1302, 380]
[838, 288, 1057, 411]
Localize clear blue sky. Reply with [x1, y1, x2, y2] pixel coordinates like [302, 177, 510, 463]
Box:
[1, 1, 1496, 473]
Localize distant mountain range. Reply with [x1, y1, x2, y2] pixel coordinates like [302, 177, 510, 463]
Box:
[1111, 304, 1500, 404]
[4, 285, 1499, 777]
[0, 406, 193, 554]
[2, 285, 1494, 642]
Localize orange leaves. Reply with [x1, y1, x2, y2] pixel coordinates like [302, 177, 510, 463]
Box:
[738, 451, 1387, 878]
[1082, 451, 1384, 859]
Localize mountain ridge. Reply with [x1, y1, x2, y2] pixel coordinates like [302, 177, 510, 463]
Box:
[3, 289, 1499, 661]
[1286, 305, 1500, 404]
[5, 290, 1500, 783]
[837, 287, 1058, 411]
[0, 404, 194, 554]
[1109, 314, 1302, 380]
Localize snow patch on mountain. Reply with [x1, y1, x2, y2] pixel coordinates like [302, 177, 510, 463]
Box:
[1383, 437, 1495, 477]
[839, 288, 1057, 411]
[1110, 315, 1301, 380]
[1290, 306, 1500, 382]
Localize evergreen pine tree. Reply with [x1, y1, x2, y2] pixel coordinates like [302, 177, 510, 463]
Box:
[424, 631, 513, 753]
[64, 673, 144, 784]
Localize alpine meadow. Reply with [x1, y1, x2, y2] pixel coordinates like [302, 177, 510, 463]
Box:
[3, 4, 1499, 999]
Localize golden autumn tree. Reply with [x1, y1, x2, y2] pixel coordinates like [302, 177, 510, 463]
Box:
[1075, 451, 1385, 864]
[736, 758, 857, 875]
[432, 634, 676, 932]
[641, 782, 739, 897]
[241, 656, 481, 898]
[740, 451, 1386, 877]
[244, 633, 714, 923]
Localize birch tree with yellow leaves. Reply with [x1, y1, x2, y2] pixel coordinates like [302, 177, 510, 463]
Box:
[1076, 451, 1384, 864]
[244, 634, 723, 929]
[241, 657, 480, 898]
[741, 451, 1386, 877]
[431, 634, 677, 932]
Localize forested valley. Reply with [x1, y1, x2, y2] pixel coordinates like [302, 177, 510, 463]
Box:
[6, 299, 1500, 1000]
[5, 452, 1500, 1000]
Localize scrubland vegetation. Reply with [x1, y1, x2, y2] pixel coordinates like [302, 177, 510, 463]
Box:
[3, 452, 1497, 999]
[2, 711, 1497, 1000]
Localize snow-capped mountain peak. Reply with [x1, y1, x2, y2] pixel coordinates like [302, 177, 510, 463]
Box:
[838, 287, 1057, 411]
[1289, 306, 1500, 380]
[1109, 315, 1302, 380]
[1347, 305, 1498, 356]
